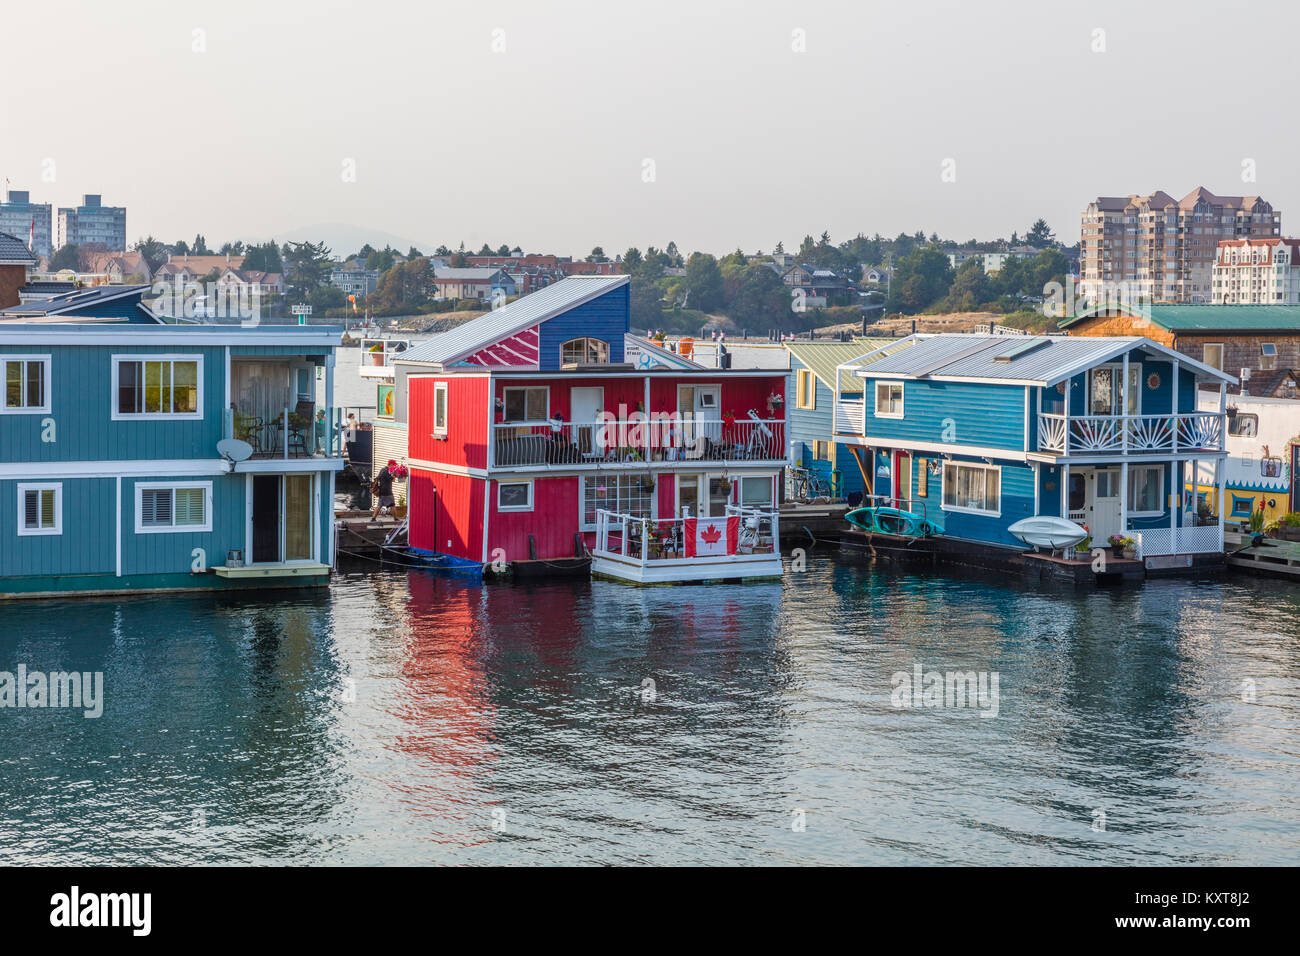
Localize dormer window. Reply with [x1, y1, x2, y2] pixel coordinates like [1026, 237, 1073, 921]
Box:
[561, 337, 609, 366]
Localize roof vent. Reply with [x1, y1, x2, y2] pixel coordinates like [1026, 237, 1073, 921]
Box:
[992, 337, 1051, 362]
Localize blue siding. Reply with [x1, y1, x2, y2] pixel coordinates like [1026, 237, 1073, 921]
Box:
[121, 475, 246, 576]
[537, 285, 629, 371]
[0, 478, 116, 577]
[913, 455, 1036, 548]
[861, 377, 1027, 451]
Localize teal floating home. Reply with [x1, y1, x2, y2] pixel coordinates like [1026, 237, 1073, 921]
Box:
[0, 323, 345, 599]
[833, 333, 1237, 564]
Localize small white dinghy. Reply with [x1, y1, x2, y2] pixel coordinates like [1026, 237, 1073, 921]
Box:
[1007, 515, 1089, 551]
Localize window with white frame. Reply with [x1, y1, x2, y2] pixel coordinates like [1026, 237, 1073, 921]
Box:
[739, 476, 772, 508]
[16, 483, 61, 535]
[497, 480, 533, 511]
[941, 462, 1001, 516]
[874, 381, 903, 418]
[560, 337, 610, 366]
[502, 386, 548, 422]
[582, 474, 653, 529]
[1128, 464, 1164, 516]
[795, 369, 816, 409]
[1260, 342, 1277, 370]
[1203, 343, 1224, 371]
[136, 482, 212, 533]
[2, 355, 51, 413]
[433, 382, 449, 436]
[113, 355, 202, 418]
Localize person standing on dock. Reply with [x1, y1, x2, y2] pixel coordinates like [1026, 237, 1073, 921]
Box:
[371, 459, 397, 521]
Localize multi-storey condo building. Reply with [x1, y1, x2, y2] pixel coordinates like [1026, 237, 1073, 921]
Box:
[0, 191, 54, 258]
[1211, 238, 1300, 305]
[1080, 187, 1280, 304]
[57, 194, 126, 250]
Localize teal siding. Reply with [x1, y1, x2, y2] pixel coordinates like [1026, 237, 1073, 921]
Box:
[121, 474, 246, 576]
[0, 344, 226, 463]
[0, 477, 116, 577]
[861, 378, 1027, 451]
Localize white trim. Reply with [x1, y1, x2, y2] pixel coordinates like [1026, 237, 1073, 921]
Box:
[497, 479, 534, 512]
[115, 476, 122, 576]
[0, 329, 340, 347]
[134, 480, 213, 534]
[874, 381, 904, 418]
[16, 482, 62, 535]
[432, 381, 449, 437]
[0, 459, 228, 479]
[0, 354, 52, 414]
[940, 460, 1002, 517]
[111, 353, 204, 421]
[853, 436, 1029, 463]
[1202, 342, 1225, 372]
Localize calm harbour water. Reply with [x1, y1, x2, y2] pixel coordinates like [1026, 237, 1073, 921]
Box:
[1, 552, 1298, 866]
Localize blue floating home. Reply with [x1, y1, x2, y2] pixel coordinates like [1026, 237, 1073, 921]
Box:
[0, 323, 344, 599]
[833, 333, 1237, 564]
[784, 339, 896, 499]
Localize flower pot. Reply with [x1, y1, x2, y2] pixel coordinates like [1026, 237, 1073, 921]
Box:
[1111, 545, 1124, 558]
[392, 505, 408, 520]
[1122, 549, 1136, 560]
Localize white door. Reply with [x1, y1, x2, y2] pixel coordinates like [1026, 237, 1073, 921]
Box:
[1089, 468, 1123, 543]
[570, 386, 604, 455]
[695, 387, 721, 443]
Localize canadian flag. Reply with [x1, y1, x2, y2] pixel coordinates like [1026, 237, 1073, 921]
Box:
[685, 516, 739, 557]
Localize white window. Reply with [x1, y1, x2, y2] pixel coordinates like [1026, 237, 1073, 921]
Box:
[112, 355, 202, 419]
[433, 382, 448, 437]
[560, 337, 610, 366]
[1260, 342, 1277, 370]
[582, 474, 653, 529]
[16, 482, 61, 535]
[795, 369, 816, 409]
[135, 481, 212, 533]
[1203, 343, 1224, 371]
[1128, 464, 1164, 516]
[941, 462, 1001, 516]
[1, 355, 51, 414]
[874, 382, 903, 418]
[502, 386, 548, 422]
[497, 480, 533, 512]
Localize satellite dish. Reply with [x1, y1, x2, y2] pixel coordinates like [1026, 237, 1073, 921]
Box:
[217, 438, 253, 462]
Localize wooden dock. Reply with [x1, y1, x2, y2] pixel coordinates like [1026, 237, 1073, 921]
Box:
[1227, 535, 1300, 579]
[335, 511, 407, 561]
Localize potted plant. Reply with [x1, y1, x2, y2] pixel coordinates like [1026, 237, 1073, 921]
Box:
[368, 342, 385, 367]
[1248, 506, 1266, 535]
[1107, 533, 1126, 558]
[1121, 536, 1137, 559]
[766, 392, 784, 413]
[1073, 525, 1092, 559]
[1196, 502, 1214, 527]
[392, 493, 408, 521]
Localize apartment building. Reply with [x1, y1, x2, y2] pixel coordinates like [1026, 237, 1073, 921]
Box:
[1080, 187, 1280, 304]
[0, 190, 53, 257]
[1211, 238, 1300, 305]
[57, 194, 127, 250]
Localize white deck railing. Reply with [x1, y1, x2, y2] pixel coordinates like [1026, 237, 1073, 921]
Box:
[1037, 412, 1224, 455]
[1132, 524, 1223, 558]
[493, 416, 785, 468]
[833, 399, 865, 435]
[592, 506, 780, 565]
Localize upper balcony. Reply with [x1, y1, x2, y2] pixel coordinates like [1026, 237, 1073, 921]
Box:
[1037, 412, 1224, 457]
[491, 413, 786, 470]
[225, 358, 344, 464]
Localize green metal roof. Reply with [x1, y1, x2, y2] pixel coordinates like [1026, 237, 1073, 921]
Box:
[784, 338, 895, 389]
[1061, 305, 1300, 333]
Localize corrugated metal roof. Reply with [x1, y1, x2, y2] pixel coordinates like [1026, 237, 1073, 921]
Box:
[1062, 304, 1300, 332]
[858, 333, 1235, 384]
[399, 275, 628, 366]
[785, 338, 894, 388]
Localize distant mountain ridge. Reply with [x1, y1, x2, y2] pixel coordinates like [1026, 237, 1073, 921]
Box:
[270, 222, 440, 257]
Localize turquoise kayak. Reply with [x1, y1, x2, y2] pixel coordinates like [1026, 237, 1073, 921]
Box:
[845, 506, 936, 537]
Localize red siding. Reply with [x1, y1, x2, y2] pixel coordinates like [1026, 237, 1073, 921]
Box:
[486, 476, 582, 561]
[409, 469, 484, 562]
[410, 375, 490, 469]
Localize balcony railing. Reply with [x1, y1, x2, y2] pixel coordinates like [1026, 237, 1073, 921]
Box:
[492, 415, 785, 469]
[225, 405, 345, 459]
[833, 399, 865, 435]
[1037, 412, 1224, 455]
[1132, 525, 1223, 558]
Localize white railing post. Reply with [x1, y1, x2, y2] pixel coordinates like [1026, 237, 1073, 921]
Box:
[283, 407, 289, 459]
[641, 519, 649, 567]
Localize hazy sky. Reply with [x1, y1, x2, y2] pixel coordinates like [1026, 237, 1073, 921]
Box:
[3, 0, 1296, 257]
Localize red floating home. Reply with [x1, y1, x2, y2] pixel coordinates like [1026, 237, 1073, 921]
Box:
[389, 275, 788, 582]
